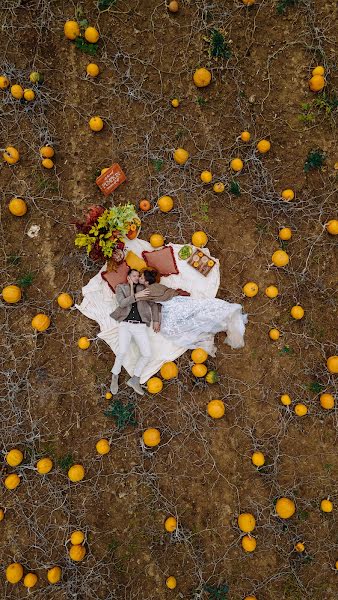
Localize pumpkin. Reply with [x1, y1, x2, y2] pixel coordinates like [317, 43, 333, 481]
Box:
[89, 116, 104, 131]
[272, 250, 289, 267]
[240, 130, 251, 141]
[6, 449, 23, 466]
[281, 188, 294, 201]
[191, 348, 208, 363]
[213, 181, 225, 193]
[40, 146, 54, 158]
[327, 356, 338, 373]
[312, 66, 324, 76]
[158, 195, 174, 212]
[295, 542, 305, 553]
[57, 293, 73, 309]
[23, 573, 38, 588]
[207, 399, 225, 419]
[193, 67, 212, 88]
[191, 231, 208, 248]
[238, 513, 256, 532]
[47, 566, 62, 584]
[29, 71, 43, 84]
[2, 285, 22, 303]
[0, 508, 5, 521]
[171, 98, 179, 107]
[36, 457, 53, 474]
[42, 158, 54, 169]
[96, 439, 110, 455]
[200, 170, 212, 183]
[265, 285, 278, 298]
[257, 139, 270, 153]
[6, 563, 24, 584]
[23, 89, 35, 101]
[0, 75, 10, 89]
[164, 516, 177, 532]
[251, 451, 265, 467]
[3, 146, 20, 164]
[242, 0, 256, 4]
[78, 336, 90, 349]
[279, 227, 292, 240]
[105, 392, 112, 400]
[294, 403, 307, 416]
[269, 328, 280, 341]
[31, 313, 50, 332]
[86, 63, 100, 77]
[11, 84, 24, 99]
[64, 20, 80, 40]
[149, 233, 164, 248]
[101, 167, 109, 174]
[320, 393, 335, 410]
[242, 282, 258, 297]
[280, 394, 291, 406]
[275, 497, 296, 519]
[168, 0, 179, 11]
[244, 597, 257, 600]
[68, 464, 85, 482]
[205, 370, 219, 384]
[290, 305, 304, 320]
[320, 498, 333, 513]
[242, 535, 256, 552]
[326, 219, 338, 235]
[173, 148, 189, 165]
[309, 75, 325, 92]
[192, 364, 207, 378]
[231, 158, 243, 172]
[160, 362, 178, 380]
[143, 428, 161, 447]
[4, 473, 20, 490]
[139, 199, 151, 211]
[69, 544, 86, 561]
[85, 26, 99, 43]
[147, 377, 163, 394]
[166, 576, 177, 589]
[70, 531, 85, 545]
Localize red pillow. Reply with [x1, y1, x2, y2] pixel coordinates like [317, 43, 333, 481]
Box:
[101, 261, 129, 291]
[142, 246, 179, 276]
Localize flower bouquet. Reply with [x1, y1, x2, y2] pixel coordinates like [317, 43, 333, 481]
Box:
[74, 202, 141, 265]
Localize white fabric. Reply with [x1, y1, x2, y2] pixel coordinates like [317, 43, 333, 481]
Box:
[75, 238, 246, 384]
[111, 321, 151, 377]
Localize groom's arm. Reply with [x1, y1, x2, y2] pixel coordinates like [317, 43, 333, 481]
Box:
[115, 283, 135, 308]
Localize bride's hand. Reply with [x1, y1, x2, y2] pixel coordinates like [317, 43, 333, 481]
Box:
[135, 289, 150, 299]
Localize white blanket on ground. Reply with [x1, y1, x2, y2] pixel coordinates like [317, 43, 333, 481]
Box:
[75, 238, 221, 383]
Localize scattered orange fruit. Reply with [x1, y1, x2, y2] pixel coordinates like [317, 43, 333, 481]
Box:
[294, 403, 307, 416]
[326, 220, 338, 235]
[150, 233, 164, 248]
[89, 116, 104, 131]
[231, 158, 243, 172]
[193, 67, 212, 88]
[86, 63, 100, 77]
[319, 393, 335, 410]
[200, 170, 212, 183]
[327, 356, 338, 373]
[269, 328, 280, 341]
[173, 148, 189, 165]
[242, 282, 258, 297]
[281, 188, 295, 201]
[143, 428, 161, 447]
[164, 516, 177, 532]
[85, 26, 99, 43]
[64, 20, 80, 40]
[192, 363, 208, 377]
[213, 181, 224, 193]
[207, 400, 225, 419]
[272, 250, 289, 267]
[171, 98, 179, 107]
[265, 285, 278, 298]
[158, 195, 174, 212]
[192, 231, 208, 247]
[290, 305, 304, 320]
[240, 130, 251, 142]
[279, 227, 292, 240]
[257, 139, 270, 153]
[309, 74, 325, 92]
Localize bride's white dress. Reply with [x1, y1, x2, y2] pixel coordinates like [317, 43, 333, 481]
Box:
[159, 296, 247, 353]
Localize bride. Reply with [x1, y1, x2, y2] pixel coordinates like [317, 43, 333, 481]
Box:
[138, 270, 247, 353]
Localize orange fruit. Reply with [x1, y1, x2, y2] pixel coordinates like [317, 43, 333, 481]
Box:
[150, 233, 164, 248]
[240, 130, 251, 142]
[279, 227, 292, 240]
[312, 66, 324, 76]
[147, 377, 163, 394]
[276, 497, 296, 519]
[326, 220, 338, 235]
[193, 67, 211, 88]
[64, 20, 80, 40]
[200, 170, 212, 183]
[0, 75, 10, 89]
[281, 189, 295, 201]
[42, 158, 54, 169]
[213, 181, 224, 193]
[272, 250, 289, 267]
[164, 516, 177, 532]
[319, 393, 335, 410]
[192, 363, 207, 377]
[327, 356, 338, 373]
[191, 348, 208, 363]
[160, 362, 178, 380]
[89, 116, 103, 131]
[257, 139, 270, 153]
[242, 282, 258, 297]
[309, 75, 325, 92]
[290, 305, 304, 320]
[23, 89, 35, 101]
[40, 146, 54, 158]
[230, 158, 243, 172]
[11, 84, 24, 99]
[265, 285, 278, 298]
[294, 403, 307, 416]
[158, 195, 174, 212]
[207, 399, 225, 419]
[69, 544, 86, 561]
[173, 148, 189, 165]
[166, 576, 177, 589]
[171, 98, 179, 107]
[143, 428, 161, 447]
[191, 231, 208, 247]
[139, 199, 151, 211]
[242, 535, 256, 552]
[252, 451, 265, 467]
[238, 513, 256, 532]
[78, 336, 90, 349]
[86, 63, 100, 77]
[269, 328, 280, 341]
[84, 27, 99, 43]
[280, 394, 292, 406]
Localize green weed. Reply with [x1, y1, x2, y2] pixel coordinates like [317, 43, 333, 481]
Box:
[196, 96, 208, 107]
[151, 158, 163, 172]
[8, 255, 21, 266]
[229, 180, 241, 196]
[304, 148, 326, 172]
[74, 37, 98, 56]
[104, 400, 137, 430]
[204, 29, 231, 60]
[17, 273, 34, 288]
[276, 0, 299, 15]
[58, 454, 74, 471]
[98, 0, 117, 9]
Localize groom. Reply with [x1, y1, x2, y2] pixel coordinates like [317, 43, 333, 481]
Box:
[110, 269, 160, 396]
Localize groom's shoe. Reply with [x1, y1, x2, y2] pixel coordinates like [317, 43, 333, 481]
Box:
[110, 374, 119, 395]
[127, 376, 144, 396]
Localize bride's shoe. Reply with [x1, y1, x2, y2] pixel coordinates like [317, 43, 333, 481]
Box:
[127, 376, 144, 396]
[110, 374, 119, 395]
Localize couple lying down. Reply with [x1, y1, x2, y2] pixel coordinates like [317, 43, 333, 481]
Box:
[110, 268, 247, 396]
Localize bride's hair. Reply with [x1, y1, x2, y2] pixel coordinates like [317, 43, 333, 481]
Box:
[142, 270, 158, 285]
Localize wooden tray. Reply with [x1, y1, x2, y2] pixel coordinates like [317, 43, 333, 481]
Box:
[96, 163, 126, 196]
[187, 249, 216, 276]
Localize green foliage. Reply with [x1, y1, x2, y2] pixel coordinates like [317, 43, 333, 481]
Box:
[204, 29, 231, 60]
[58, 454, 74, 471]
[107, 537, 119, 552]
[229, 180, 241, 196]
[98, 0, 117, 9]
[193, 201, 209, 222]
[298, 103, 315, 124]
[297, 510, 309, 521]
[8, 255, 21, 266]
[279, 345, 294, 355]
[17, 273, 34, 288]
[304, 148, 326, 172]
[309, 381, 324, 394]
[313, 91, 338, 115]
[74, 37, 98, 56]
[276, 0, 299, 15]
[196, 96, 207, 106]
[151, 158, 163, 172]
[104, 400, 137, 430]
[204, 583, 229, 599]
[36, 175, 58, 192]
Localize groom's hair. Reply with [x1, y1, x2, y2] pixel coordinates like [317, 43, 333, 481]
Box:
[142, 270, 157, 285]
[127, 268, 139, 275]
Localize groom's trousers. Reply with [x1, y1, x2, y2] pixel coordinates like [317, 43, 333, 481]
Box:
[111, 321, 152, 378]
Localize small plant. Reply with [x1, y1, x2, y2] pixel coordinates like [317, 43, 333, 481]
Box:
[298, 102, 315, 124]
[74, 36, 98, 56]
[16, 273, 34, 288]
[151, 158, 163, 172]
[229, 180, 241, 196]
[107, 537, 119, 552]
[204, 582, 229, 600]
[8, 255, 21, 266]
[104, 400, 137, 430]
[36, 175, 58, 192]
[196, 96, 208, 106]
[313, 91, 338, 115]
[304, 148, 326, 172]
[308, 381, 324, 394]
[279, 345, 294, 355]
[204, 29, 231, 60]
[58, 454, 74, 471]
[276, 0, 299, 14]
[297, 509, 309, 521]
[98, 0, 117, 9]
